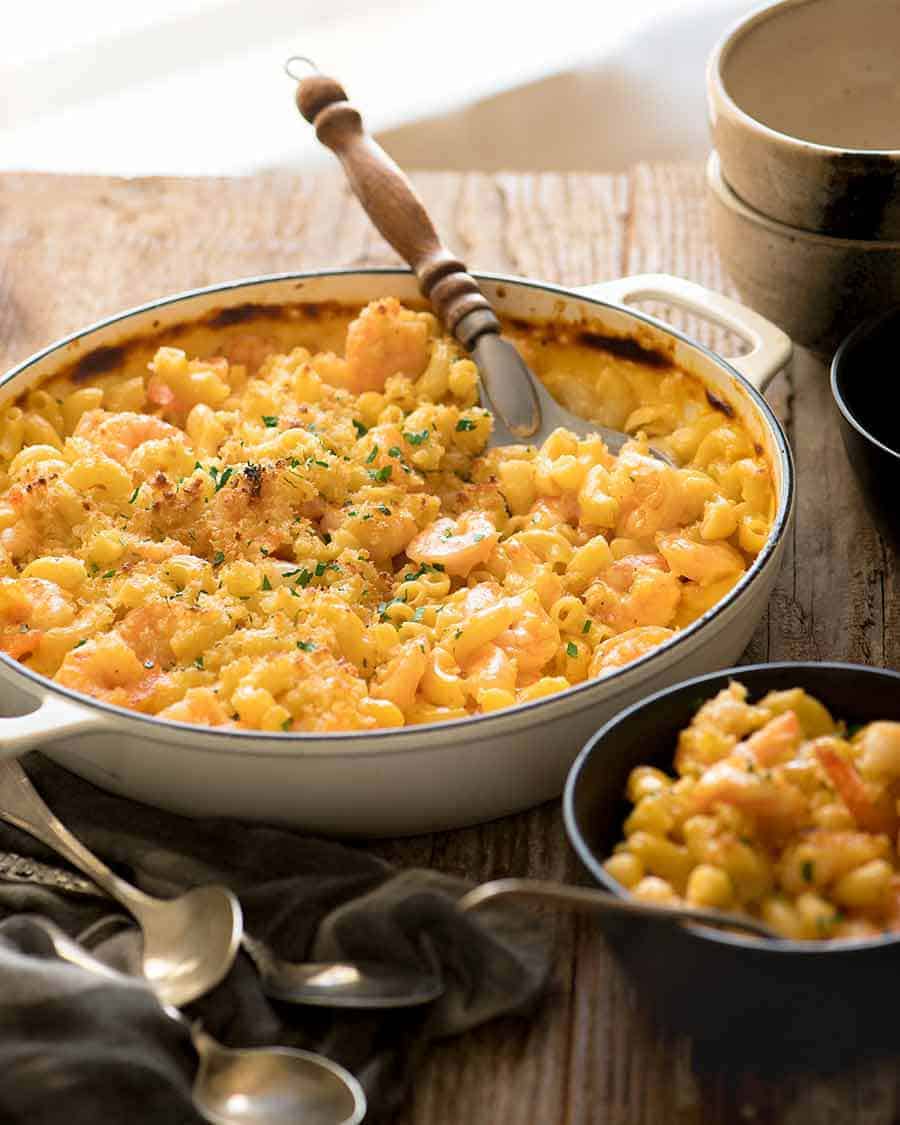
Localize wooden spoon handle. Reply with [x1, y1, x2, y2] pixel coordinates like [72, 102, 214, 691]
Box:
[294, 74, 500, 345]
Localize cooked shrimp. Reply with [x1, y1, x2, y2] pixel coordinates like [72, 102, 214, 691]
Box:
[737, 711, 802, 767]
[526, 494, 580, 528]
[0, 576, 75, 631]
[345, 298, 431, 393]
[370, 637, 429, 712]
[656, 532, 745, 585]
[589, 626, 675, 677]
[585, 554, 681, 632]
[462, 642, 517, 696]
[814, 739, 898, 836]
[75, 410, 183, 465]
[690, 758, 809, 838]
[611, 448, 706, 538]
[407, 511, 499, 577]
[495, 591, 559, 673]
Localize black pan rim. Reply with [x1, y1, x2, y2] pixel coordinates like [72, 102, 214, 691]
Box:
[831, 304, 900, 462]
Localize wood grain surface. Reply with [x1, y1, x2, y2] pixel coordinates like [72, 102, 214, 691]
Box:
[1, 164, 897, 1124]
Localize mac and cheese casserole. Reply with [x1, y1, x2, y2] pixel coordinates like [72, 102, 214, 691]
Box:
[0, 298, 774, 732]
[606, 683, 900, 941]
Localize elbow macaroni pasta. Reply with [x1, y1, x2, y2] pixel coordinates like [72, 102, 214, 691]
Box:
[0, 297, 774, 732]
[606, 683, 900, 941]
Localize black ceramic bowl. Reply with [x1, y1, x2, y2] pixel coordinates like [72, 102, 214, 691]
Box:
[832, 307, 900, 544]
[563, 662, 900, 1055]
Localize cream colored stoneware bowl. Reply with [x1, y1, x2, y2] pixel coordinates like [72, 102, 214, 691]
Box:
[707, 152, 900, 356]
[708, 0, 900, 239]
[0, 270, 792, 836]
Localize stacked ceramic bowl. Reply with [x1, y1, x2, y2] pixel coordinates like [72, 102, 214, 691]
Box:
[706, 0, 900, 357]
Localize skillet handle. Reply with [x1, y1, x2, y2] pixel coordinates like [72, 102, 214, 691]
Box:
[577, 274, 792, 392]
[0, 691, 102, 758]
[292, 70, 499, 344]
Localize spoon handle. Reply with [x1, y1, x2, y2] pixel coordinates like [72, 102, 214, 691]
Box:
[0, 758, 152, 916]
[293, 72, 497, 344]
[458, 877, 777, 940]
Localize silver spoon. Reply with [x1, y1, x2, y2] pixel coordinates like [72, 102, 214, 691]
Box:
[0, 758, 243, 1005]
[242, 932, 444, 1009]
[0, 849, 444, 1010]
[23, 916, 366, 1125]
[290, 65, 674, 463]
[246, 873, 778, 1010]
[457, 877, 778, 940]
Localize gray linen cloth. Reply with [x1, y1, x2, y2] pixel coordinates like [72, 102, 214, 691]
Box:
[0, 754, 551, 1124]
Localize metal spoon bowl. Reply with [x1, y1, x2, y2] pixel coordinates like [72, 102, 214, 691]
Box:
[24, 917, 366, 1125]
[0, 759, 243, 1005]
[242, 933, 444, 1009]
[187, 1024, 365, 1125]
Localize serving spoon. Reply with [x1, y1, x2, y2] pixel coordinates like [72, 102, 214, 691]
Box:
[458, 877, 778, 939]
[287, 59, 673, 463]
[0, 758, 243, 1005]
[22, 916, 366, 1125]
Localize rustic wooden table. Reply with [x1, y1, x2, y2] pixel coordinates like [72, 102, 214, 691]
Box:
[1, 164, 897, 1124]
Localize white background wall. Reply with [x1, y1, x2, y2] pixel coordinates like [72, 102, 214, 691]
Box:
[0, 0, 750, 175]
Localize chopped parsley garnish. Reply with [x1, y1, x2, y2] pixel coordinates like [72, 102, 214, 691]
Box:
[388, 446, 402, 458]
[566, 641, 578, 658]
[376, 504, 392, 516]
[402, 563, 442, 582]
[366, 445, 379, 464]
[212, 551, 225, 566]
[281, 718, 292, 731]
[582, 619, 592, 634]
[282, 568, 301, 578]
[314, 459, 329, 468]
[377, 596, 407, 621]
[214, 467, 233, 492]
[194, 656, 204, 669]
[314, 562, 327, 577]
[352, 419, 368, 438]
[403, 429, 429, 446]
[101, 570, 117, 579]
[73, 639, 87, 649]
[369, 465, 392, 483]
[296, 569, 312, 588]
[261, 415, 279, 427]
[128, 486, 140, 504]
[296, 640, 316, 652]
[801, 860, 815, 884]
[456, 418, 476, 432]
[261, 575, 272, 591]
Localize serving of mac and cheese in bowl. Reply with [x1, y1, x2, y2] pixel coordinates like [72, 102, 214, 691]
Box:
[565, 662, 900, 1049]
[0, 270, 792, 834]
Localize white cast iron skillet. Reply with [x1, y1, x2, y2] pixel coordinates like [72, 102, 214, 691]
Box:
[0, 269, 792, 836]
